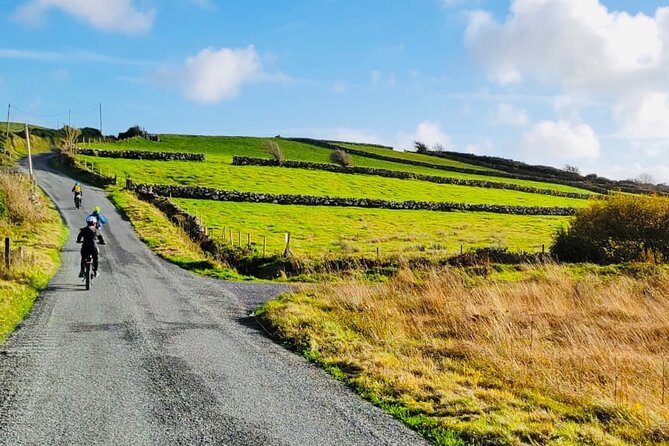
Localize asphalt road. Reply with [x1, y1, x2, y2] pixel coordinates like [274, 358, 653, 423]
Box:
[0, 154, 430, 446]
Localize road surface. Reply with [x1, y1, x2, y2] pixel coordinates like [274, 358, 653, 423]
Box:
[0, 154, 430, 445]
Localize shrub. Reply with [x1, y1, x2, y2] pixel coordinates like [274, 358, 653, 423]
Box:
[329, 149, 352, 167]
[263, 140, 284, 163]
[118, 125, 147, 140]
[551, 194, 669, 263]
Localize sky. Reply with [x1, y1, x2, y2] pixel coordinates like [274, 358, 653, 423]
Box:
[2, 0, 669, 183]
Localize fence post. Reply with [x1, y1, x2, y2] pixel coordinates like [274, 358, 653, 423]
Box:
[376, 246, 380, 261]
[247, 233, 251, 248]
[283, 232, 292, 257]
[460, 244, 463, 255]
[229, 228, 233, 246]
[542, 244, 545, 253]
[222, 227, 226, 241]
[4, 237, 9, 270]
[238, 231, 242, 247]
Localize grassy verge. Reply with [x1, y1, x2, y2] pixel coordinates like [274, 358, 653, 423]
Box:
[107, 188, 250, 280]
[0, 171, 67, 342]
[258, 264, 669, 445]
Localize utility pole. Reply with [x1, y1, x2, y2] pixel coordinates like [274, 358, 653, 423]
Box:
[5, 103, 10, 139]
[25, 124, 33, 178]
[99, 102, 103, 135]
[68, 109, 71, 127]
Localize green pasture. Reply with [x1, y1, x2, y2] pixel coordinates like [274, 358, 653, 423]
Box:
[81, 135, 594, 195]
[81, 155, 590, 209]
[172, 199, 569, 258]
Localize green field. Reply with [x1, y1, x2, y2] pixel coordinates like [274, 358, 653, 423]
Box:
[81, 156, 589, 209]
[81, 135, 595, 194]
[173, 199, 568, 257]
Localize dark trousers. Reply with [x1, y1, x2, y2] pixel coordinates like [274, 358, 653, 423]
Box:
[80, 248, 99, 273]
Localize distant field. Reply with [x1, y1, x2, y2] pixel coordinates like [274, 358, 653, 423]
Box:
[81, 156, 590, 209]
[172, 199, 568, 257]
[81, 136, 595, 195]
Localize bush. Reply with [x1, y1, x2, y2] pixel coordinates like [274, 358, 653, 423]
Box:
[118, 126, 148, 140]
[264, 140, 284, 163]
[551, 194, 669, 263]
[329, 149, 353, 167]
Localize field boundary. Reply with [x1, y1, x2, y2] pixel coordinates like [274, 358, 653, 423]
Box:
[126, 181, 577, 216]
[232, 156, 593, 199]
[286, 138, 610, 194]
[76, 148, 205, 161]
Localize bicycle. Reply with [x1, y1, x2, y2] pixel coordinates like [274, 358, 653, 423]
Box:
[82, 253, 94, 290]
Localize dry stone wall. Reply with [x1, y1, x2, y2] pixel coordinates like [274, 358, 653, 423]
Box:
[76, 148, 205, 161]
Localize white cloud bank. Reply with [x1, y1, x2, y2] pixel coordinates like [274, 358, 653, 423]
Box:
[520, 120, 600, 160]
[15, 0, 155, 33]
[464, 0, 669, 180]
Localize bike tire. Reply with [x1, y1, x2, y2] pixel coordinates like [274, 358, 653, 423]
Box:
[85, 265, 91, 290]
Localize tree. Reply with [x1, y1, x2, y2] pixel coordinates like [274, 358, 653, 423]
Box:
[59, 125, 81, 154]
[432, 143, 445, 152]
[263, 140, 284, 164]
[564, 164, 580, 175]
[635, 173, 656, 185]
[414, 141, 428, 154]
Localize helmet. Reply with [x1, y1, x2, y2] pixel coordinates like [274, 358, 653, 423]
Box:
[93, 206, 101, 213]
[86, 215, 97, 225]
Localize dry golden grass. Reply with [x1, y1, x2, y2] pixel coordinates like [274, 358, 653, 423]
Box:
[261, 264, 669, 445]
[0, 170, 66, 340]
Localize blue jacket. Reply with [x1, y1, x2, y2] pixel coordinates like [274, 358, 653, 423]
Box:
[87, 212, 108, 226]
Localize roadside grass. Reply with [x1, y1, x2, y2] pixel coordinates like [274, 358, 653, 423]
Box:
[172, 199, 569, 258]
[107, 188, 250, 280]
[79, 156, 589, 209]
[258, 264, 669, 445]
[81, 135, 594, 194]
[0, 171, 67, 342]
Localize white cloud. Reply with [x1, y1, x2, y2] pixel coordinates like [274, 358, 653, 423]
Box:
[520, 120, 600, 160]
[180, 46, 266, 103]
[0, 47, 151, 66]
[616, 91, 669, 139]
[465, 0, 669, 148]
[15, 0, 155, 34]
[599, 163, 669, 184]
[465, 0, 668, 90]
[494, 103, 528, 126]
[396, 121, 453, 151]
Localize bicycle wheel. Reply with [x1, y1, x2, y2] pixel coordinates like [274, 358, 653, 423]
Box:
[85, 263, 91, 290]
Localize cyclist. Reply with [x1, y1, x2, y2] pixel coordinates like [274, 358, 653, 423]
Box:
[77, 216, 105, 278]
[87, 206, 108, 230]
[71, 182, 82, 208]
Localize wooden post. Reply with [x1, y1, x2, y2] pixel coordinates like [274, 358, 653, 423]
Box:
[18, 246, 24, 262]
[238, 230, 242, 247]
[24, 124, 34, 179]
[222, 227, 226, 241]
[283, 232, 292, 257]
[376, 246, 380, 261]
[460, 244, 463, 255]
[263, 236, 267, 257]
[542, 244, 545, 253]
[4, 237, 9, 270]
[229, 228, 233, 246]
[247, 233, 251, 248]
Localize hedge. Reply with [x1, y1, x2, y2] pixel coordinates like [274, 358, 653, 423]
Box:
[232, 156, 593, 200]
[76, 148, 205, 161]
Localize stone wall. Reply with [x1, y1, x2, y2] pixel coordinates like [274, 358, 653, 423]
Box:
[127, 182, 577, 216]
[232, 156, 593, 200]
[76, 148, 205, 161]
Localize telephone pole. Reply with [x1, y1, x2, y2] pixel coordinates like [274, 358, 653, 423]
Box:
[99, 102, 103, 135]
[5, 103, 10, 139]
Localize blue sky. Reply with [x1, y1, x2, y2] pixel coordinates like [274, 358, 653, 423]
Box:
[2, 0, 669, 182]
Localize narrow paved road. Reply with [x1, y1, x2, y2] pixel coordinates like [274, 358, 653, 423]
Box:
[0, 154, 430, 446]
